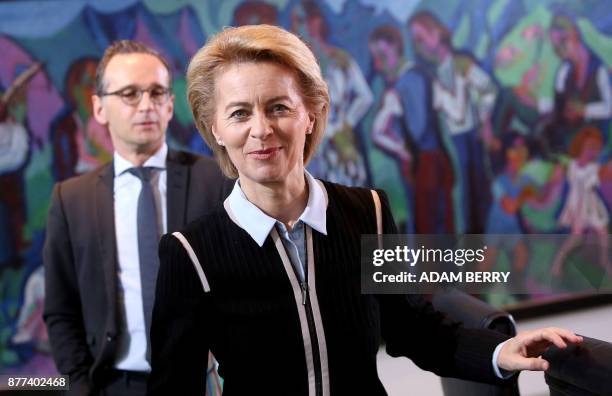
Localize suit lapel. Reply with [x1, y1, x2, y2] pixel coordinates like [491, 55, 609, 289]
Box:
[166, 150, 188, 232]
[95, 164, 118, 334]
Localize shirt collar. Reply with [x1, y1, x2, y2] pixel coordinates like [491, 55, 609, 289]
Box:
[114, 142, 168, 177]
[225, 170, 328, 247]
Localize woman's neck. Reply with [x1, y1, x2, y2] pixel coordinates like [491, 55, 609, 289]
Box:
[240, 168, 309, 229]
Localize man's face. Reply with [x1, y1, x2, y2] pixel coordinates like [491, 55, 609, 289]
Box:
[549, 28, 575, 60]
[291, 5, 309, 38]
[410, 21, 443, 64]
[369, 39, 401, 80]
[291, 5, 321, 41]
[92, 53, 174, 155]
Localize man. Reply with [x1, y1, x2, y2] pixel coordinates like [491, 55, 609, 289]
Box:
[292, 0, 373, 186]
[43, 40, 229, 395]
[409, 11, 497, 233]
[0, 64, 38, 272]
[542, 14, 611, 155]
[369, 25, 455, 234]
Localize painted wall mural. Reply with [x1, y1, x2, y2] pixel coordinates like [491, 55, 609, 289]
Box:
[1, 0, 611, 376]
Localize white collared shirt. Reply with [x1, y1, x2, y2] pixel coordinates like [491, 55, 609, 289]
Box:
[225, 170, 328, 247]
[113, 143, 167, 372]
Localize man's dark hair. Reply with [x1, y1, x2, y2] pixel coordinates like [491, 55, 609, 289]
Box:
[408, 11, 452, 48]
[95, 40, 172, 95]
[301, 0, 329, 39]
[369, 25, 404, 57]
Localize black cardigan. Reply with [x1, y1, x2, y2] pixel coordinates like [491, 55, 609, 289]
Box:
[148, 181, 509, 396]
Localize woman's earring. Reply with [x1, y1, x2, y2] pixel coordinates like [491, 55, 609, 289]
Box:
[217, 140, 225, 147]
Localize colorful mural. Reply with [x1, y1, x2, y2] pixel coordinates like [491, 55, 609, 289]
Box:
[1, 0, 611, 376]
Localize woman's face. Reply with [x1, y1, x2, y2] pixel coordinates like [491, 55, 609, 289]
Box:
[212, 61, 315, 185]
[579, 136, 601, 162]
[506, 144, 528, 172]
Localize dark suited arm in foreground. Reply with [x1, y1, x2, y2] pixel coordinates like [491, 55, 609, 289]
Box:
[148, 234, 211, 396]
[374, 190, 510, 384]
[43, 183, 93, 395]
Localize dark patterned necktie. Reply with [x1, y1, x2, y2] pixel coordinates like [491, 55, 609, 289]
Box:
[128, 166, 160, 362]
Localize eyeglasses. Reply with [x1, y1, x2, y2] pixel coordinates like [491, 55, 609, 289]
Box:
[99, 85, 171, 106]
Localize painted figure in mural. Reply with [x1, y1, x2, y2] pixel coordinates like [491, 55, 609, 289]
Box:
[493, 24, 547, 146]
[3, 67, 51, 367]
[0, 63, 40, 272]
[50, 58, 113, 181]
[408, 11, 498, 234]
[369, 24, 455, 234]
[148, 24, 584, 396]
[12, 266, 49, 354]
[0, 62, 43, 375]
[292, 0, 373, 186]
[43, 40, 230, 396]
[551, 126, 612, 278]
[541, 15, 612, 156]
[480, 134, 538, 282]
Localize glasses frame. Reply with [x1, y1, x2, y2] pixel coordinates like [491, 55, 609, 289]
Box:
[98, 85, 171, 106]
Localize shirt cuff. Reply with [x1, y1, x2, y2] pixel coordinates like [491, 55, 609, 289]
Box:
[492, 340, 516, 379]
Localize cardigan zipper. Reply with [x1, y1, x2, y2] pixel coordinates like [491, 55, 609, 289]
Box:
[272, 226, 325, 396]
[301, 282, 308, 305]
[302, 244, 323, 396]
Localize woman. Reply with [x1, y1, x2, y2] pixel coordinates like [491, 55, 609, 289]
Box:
[552, 126, 612, 277]
[148, 25, 581, 396]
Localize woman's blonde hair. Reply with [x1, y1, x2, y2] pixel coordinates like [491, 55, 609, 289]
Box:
[187, 24, 329, 178]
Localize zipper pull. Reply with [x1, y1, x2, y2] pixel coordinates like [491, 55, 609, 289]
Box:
[301, 282, 308, 305]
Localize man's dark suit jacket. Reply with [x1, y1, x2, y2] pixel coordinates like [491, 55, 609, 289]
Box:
[43, 149, 232, 395]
